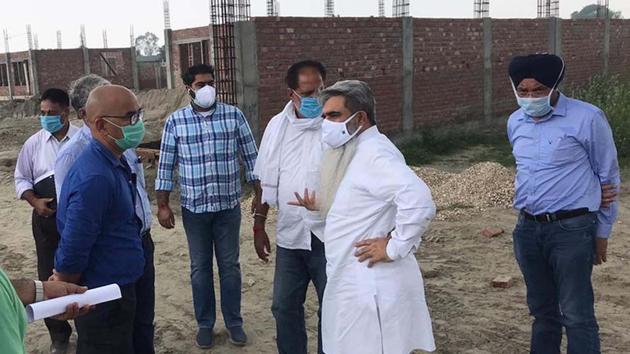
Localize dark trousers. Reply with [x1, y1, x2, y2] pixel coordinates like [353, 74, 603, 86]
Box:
[75, 284, 136, 354]
[513, 212, 600, 354]
[181, 205, 243, 330]
[134, 232, 156, 354]
[32, 211, 72, 343]
[272, 234, 327, 354]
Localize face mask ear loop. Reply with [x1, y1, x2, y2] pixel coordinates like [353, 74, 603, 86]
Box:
[547, 58, 566, 108]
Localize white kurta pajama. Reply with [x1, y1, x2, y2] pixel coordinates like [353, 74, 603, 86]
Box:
[307, 126, 436, 354]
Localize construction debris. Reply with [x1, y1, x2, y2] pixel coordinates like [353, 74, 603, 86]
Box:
[481, 227, 505, 238]
[491, 276, 514, 289]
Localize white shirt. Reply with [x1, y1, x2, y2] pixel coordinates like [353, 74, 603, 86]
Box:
[306, 126, 437, 354]
[255, 102, 324, 250]
[276, 114, 323, 250]
[15, 126, 78, 199]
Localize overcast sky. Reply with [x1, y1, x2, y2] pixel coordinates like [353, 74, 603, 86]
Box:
[2, 0, 629, 52]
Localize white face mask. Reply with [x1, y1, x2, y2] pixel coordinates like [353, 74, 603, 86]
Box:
[191, 85, 216, 109]
[321, 112, 362, 149]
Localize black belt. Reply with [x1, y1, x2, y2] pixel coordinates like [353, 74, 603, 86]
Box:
[522, 208, 590, 223]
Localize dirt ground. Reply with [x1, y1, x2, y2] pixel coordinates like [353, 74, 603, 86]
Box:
[0, 115, 628, 354]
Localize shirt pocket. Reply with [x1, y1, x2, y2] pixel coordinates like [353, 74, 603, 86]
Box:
[540, 134, 581, 164]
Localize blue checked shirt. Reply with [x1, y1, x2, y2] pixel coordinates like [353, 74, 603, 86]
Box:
[508, 94, 620, 238]
[156, 103, 258, 213]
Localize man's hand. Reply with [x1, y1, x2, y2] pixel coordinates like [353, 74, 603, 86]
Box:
[254, 228, 272, 262]
[288, 188, 319, 211]
[43, 280, 92, 321]
[354, 236, 392, 268]
[594, 238, 608, 265]
[158, 204, 175, 229]
[32, 197, 55, 218]
[601, 184, 618, 208]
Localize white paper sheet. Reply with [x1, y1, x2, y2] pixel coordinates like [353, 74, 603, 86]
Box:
[26, 284, 121, 322]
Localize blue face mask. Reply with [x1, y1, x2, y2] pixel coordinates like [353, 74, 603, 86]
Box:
[516, 94, 553, 118]
[40, 115, 64, 133]
[294, 91, 323, 119]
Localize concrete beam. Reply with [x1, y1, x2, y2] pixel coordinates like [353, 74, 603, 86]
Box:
[172, 37, 211, 45]
[548, 17, 562, 57]
[130, 47, 139, 90]
[401, 17, 414, 133]
[4, 52, 15, 102]
[234, 21, 261, 142]
[82, 46, 91, 74]
[603, 18, 611, 76]
[28, 49, 39, 96]
[483, 18, 493, 123]
[164, 29, 174, 89]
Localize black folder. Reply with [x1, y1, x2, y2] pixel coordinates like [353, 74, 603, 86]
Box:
[33, 175, 57, 210]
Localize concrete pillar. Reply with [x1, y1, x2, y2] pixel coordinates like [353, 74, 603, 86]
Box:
[82, 46, 91, 74]
[130, 47, 139, 90]
[401, 17, 414, 133]
[549, 17, 562, 57]
[603, 18, 611, 76]
[482, 18, 493, 123]
[234, 21, 261, 141]
[28, 49, 40, 96]
[207, 24, 216, 67]
[164, 29, 174, 89]
[5, 52, 15, 102]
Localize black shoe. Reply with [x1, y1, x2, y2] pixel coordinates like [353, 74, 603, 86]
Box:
[227, 326, 247, 346]
[50, 340, 69, 354]
[195, 328, 214, 349]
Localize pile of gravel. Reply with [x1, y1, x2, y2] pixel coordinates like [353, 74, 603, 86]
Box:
[413, 162, 515, 220]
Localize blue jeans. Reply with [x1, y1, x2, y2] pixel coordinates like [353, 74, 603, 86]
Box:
[272, 234, 327, 354]
[182, 205, 243, 330]
[134, 232, 155, 354]
[513, 212, 600, 354]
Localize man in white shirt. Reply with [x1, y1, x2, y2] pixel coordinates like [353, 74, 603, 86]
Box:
[252, 60, 327, 354]
[291, 80, 437, 354]
[14, 87, 78, 354]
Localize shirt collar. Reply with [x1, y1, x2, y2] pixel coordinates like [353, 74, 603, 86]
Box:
[91, 139, 122, 167]
[44, 124, 77, 142]
[517, 93, 568, 122]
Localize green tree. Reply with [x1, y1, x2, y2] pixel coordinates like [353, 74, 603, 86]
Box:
[135, 32, 160, 56]
[571, 4, 623, 19]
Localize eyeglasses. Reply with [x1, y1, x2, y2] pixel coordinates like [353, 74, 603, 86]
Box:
[101, 108, 144, 125]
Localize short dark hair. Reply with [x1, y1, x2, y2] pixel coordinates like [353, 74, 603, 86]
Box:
[40, 88, 70, 108]
[285, 60, 327, 90]
[182, 64, 215, 86]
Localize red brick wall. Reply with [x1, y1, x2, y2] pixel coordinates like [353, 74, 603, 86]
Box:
[138, 61, 166, 90]
[491, 19, 550, 116]
[254, 17, 404, 134]
[170, 26, 211, 88]
[34, 49, 85, 92]
[413, 19, 484, 127]
[0, 51, 33, 97]
[606, 20, 630, 79]
[561, 20, 606, 89]
[88, 48, 134, 88]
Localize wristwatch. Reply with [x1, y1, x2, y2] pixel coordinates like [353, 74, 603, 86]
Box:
[34, 280, 44, 302]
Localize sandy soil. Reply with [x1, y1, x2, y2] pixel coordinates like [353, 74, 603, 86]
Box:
[0, 116, 628, 354]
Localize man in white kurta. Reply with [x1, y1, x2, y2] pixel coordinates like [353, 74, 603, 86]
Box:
[292, 80, 436, 354]
[252, 60, 328, 354]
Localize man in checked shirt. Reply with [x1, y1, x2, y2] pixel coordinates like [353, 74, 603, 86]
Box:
[155, 64, 261, 349]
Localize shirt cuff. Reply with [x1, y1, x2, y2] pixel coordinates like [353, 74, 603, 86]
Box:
[16, 185, 33, 200]
[386, 239, 402, 261]
[596, 223, 612, 239]
[154, 179, 174, 192]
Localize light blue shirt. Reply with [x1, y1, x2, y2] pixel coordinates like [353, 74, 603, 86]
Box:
[508, 93, 620, 238]
[55, 125, 153, 234]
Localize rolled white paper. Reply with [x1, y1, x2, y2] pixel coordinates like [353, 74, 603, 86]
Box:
[26, 284, 121, 323]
